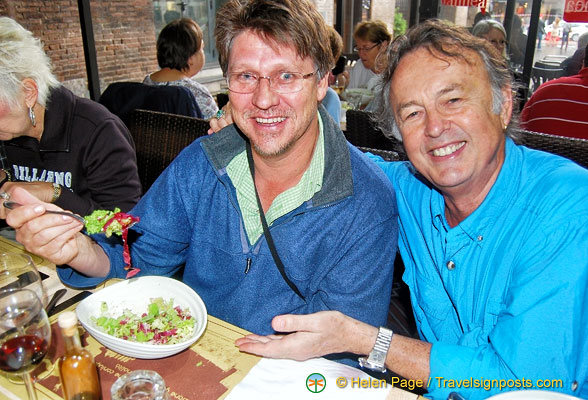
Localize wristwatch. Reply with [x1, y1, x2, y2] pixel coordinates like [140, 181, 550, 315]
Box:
[0, 168, 11, 187]
[358, 327, 393, 373]
[51, 183, 62, 203]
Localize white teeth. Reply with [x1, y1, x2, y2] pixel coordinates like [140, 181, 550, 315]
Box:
[256, 117, 286, 124]
[432, 141, 465, 157]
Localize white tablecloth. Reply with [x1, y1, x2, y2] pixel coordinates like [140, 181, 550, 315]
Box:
[226, 357, 420, 400]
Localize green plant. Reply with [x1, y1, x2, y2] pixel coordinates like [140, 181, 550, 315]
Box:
[394, 9, 408, 37]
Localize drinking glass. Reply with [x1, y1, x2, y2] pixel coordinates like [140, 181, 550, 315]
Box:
[0, 253, 47, 308]
[0, 289, 51, 400]
[111, 370, 170, 400]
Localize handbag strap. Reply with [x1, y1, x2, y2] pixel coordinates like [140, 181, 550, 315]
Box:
[246, 142, 305, 301]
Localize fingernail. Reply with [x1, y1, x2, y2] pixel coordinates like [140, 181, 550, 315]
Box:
[33, 205, 44, 213]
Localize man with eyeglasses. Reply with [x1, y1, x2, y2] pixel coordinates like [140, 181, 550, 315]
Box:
[347, 20, 391, 90]
[5, 0, 398, 365]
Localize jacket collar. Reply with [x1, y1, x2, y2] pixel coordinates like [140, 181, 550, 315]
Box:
[40, 86, 73, 152]
[201, 104, 353, 207]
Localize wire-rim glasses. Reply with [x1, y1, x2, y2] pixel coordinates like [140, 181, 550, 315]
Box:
[226, 70, 318, 94]
[353, 42, 381, 53]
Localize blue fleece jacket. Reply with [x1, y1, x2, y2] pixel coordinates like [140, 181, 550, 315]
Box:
[58, 106, 398, 349]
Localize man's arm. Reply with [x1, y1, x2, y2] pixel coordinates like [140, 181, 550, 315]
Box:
[236, 311, 431, 382]
[5, 187, 111, 277]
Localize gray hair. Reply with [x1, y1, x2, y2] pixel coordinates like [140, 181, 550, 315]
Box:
[472, 19, 507, 39]
[578, 32, 588, 53]
[373, 19, 516, 142]
[0, 17, 60, 109]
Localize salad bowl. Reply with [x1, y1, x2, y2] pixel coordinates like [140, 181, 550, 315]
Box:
[76, 276, 207, 359]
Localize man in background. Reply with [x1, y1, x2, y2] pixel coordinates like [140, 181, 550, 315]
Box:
[521, 43, 588, 139]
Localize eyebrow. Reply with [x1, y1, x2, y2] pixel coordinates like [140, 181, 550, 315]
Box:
[395, 83, 463, 113]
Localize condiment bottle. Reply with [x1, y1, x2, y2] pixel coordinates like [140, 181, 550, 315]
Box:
[57, 311, 102, 400]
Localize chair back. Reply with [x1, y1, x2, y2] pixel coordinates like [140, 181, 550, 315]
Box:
[514, 129, 588, 169]
[99, 82, 203, 126]
[345, 110, 407, 158]
[128, 109, 210, 192]
[357, 147, 404, 162]
[530, 66, 564, 93]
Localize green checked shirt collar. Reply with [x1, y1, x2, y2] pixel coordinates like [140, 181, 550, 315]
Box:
[226, 113, 325, 244]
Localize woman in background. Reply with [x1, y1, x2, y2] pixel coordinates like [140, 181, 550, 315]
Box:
[472, 19, 508, 58]
[347, 20, 391, 90]
[144, 18, 218, 120]
[0, 17, 141, 219]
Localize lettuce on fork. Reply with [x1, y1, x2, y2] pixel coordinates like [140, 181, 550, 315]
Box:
[84, 208, 141, 278]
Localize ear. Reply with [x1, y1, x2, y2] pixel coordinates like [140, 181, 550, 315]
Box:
[316, 72, 329, 102]
[499, 84, 513, 128]
[21, 78, 39, 108]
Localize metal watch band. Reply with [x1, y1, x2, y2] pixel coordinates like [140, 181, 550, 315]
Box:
[358, 326, 393, 373]
[51, 183, 62, 203]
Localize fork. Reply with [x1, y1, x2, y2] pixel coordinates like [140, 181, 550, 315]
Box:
[3, 201, 86, 225]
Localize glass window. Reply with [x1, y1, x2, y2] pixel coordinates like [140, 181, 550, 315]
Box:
[152, 0, 228, 67]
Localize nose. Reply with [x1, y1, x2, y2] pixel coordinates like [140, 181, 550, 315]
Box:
[251, 77, 280, 110]
[424, 109, 448, 138]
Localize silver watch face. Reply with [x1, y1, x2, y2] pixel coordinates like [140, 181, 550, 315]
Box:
[358, 356, 386, 373]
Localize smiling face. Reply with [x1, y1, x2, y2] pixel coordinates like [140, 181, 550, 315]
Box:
[390, 47, 512, 203]
[228, 30, 328, 158]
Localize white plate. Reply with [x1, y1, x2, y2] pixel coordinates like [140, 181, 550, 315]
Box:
[487, 390, 582, 400]
[76, 276, 207, 359]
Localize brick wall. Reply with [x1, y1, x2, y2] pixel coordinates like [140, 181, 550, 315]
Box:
[0, 0, 159, 98]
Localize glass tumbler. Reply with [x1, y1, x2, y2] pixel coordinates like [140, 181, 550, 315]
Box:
[111, 370, 170, 400]
[0, 253, 47, 308]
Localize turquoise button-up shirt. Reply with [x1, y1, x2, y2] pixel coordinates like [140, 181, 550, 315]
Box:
[374, 138, 588, 399]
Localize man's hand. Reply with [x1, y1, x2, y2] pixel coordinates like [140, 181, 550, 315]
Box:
[235, 311, 377, 360]
[208, 103, 234, 134]
[4, 187, 85, 265]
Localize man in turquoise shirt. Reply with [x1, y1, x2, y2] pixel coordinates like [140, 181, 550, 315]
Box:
[235, 20, 588, 399]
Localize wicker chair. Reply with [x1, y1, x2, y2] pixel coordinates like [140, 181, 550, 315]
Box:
[514, 129, 588, 169]
[345, 110, 407, 157]
[357, 146, 406, 162]
[128, 109, 210, 193]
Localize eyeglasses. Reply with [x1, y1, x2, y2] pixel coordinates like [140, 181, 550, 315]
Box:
[490, 39, 508, 47]
[353, 42, 381, 53]
[226, 70, 317, 94]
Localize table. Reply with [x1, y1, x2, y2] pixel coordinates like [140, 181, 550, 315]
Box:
[0, 238, 422, 399]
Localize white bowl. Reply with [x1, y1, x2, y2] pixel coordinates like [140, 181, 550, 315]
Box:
[76, 276, 207, 359]
[487, 390, 582, 400]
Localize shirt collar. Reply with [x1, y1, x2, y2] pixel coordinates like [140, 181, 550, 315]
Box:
[431, 138, 520, 243]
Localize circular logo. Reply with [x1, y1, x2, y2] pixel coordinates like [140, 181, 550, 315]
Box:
[306, 373, 326, 393]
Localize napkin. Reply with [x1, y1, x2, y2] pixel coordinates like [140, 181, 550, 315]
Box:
[225, 357, 394, 400]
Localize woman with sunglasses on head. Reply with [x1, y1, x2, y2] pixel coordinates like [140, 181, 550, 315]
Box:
[347, 20, 391, 90]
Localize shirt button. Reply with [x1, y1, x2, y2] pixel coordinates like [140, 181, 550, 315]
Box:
[571, 381, 578, 391]
[477, 235, 483, 241]
[447, 260, 456, 270]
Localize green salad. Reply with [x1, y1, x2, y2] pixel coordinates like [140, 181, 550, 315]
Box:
[84, 208, 138, 237]
[91, 297, 195, 345]
[84, 208, 141, 278]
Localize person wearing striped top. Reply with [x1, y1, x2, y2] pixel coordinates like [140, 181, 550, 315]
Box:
[520, 44, 588, 139]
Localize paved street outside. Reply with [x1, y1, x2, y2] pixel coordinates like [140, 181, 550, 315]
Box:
[533, 36, 579, 62]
